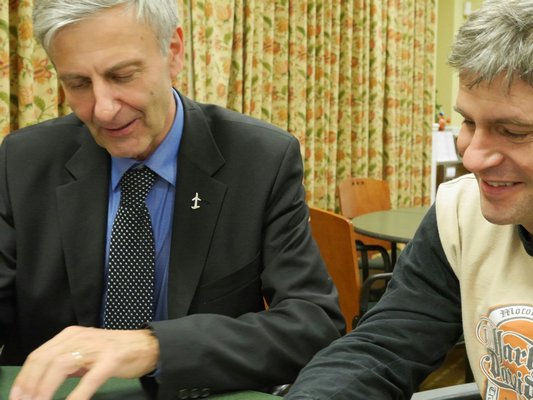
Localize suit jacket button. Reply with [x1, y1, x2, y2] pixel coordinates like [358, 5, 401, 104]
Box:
[178, 389, 189, 399]
[200, 388, 211, 398]
[190, 388, 200, 399]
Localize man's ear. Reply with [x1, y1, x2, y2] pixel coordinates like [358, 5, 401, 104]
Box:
[168, 26, 185, 77]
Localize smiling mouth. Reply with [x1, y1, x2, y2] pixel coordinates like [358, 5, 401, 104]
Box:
[100, 119, 138, 137]
[105, 120, 135, 131]
[486, 181, 515, 187]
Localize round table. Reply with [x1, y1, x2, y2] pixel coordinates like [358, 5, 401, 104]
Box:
[352, 206, 430, 264]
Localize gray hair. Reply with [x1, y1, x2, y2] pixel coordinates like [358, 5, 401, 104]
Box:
[448, 0, 533, 88]
[33, 0, 180, 55]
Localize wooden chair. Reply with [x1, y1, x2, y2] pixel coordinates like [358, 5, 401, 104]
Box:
[337, 177, 394, 280]
[309, 206, 361, 332]
[355, 272, 393, 327]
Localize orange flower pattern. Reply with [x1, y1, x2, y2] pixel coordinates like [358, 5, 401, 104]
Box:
[2, 0, 435, 208]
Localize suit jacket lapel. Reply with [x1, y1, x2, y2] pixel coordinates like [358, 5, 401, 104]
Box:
[56, 131, 110, 326]
[167, 95, 227, 318]
[54, 96, 227, 322]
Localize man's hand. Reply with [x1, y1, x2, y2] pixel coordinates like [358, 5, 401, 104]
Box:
[9, 326, 159, 400]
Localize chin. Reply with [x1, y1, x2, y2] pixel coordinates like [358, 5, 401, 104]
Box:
[100, 140, 143, 159]
[481, 211, 514, 227]
[104, 147, 141, 160]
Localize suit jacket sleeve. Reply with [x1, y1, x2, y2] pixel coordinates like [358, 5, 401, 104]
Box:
[152, 130, 344, 396]
[0, 141, 16, 346]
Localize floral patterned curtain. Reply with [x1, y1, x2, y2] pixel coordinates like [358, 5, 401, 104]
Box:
[1, 0, 65, 135]
[1, 0, 436, 209]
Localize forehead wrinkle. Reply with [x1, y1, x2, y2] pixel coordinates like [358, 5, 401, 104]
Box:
[58, 59, 145, 81]
[453, 88, 533, 128]
[455, 104, 533, 126]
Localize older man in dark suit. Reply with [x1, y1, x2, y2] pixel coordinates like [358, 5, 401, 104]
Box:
[0, 1, 344, 399]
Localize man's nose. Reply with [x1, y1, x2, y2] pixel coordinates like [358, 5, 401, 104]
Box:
[459, 128, 504, 172]
[93, 82, 120, 121]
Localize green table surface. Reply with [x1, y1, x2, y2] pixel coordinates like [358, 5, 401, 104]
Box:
[0, 367, 281, 399]
[352, 206, 430, 244]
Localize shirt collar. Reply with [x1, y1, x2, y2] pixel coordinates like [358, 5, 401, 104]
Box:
[110, 89, 184, 190]
[518, 225, 533, 256]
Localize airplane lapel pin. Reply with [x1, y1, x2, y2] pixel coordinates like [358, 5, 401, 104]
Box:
[191, 192, 202, 210]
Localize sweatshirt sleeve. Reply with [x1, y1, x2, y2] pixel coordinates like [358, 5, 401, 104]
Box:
[286, 205, 463, 400]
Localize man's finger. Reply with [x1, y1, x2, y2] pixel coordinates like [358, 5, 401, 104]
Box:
[10, 351, 81, 400]
[65, 363, 115, 400]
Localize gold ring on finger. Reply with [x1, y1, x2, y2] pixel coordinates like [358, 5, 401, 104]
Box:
[71, 351, 84, 368]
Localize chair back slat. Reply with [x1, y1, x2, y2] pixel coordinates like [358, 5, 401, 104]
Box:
[309, 206, 361, 332]
[337, 177, 392, 251]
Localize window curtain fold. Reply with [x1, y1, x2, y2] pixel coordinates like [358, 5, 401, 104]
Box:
[1, 0, 436, 209]
[1, 0, 65, 135]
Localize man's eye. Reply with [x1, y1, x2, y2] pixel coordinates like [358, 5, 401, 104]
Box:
[501, 129, 530, 140]
[113, 74, 135, 83]
[66, 80, 90, 90]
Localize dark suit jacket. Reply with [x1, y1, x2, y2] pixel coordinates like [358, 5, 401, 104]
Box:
[0, 94, 344, 397]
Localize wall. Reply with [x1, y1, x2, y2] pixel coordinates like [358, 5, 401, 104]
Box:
[435, 0, 483, 127]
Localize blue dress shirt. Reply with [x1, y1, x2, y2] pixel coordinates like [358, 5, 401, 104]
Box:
[101, 90, 184, 325]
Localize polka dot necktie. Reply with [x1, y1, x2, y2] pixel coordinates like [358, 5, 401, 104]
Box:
[104, 166, 157, 330]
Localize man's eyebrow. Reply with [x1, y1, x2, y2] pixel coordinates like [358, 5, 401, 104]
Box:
[58, 72, 87, 81]
[104, 60, 144, 75]
[58, 60, 144, 81]
[453, 106, 533, 127]
[492, 117, 533, 127]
